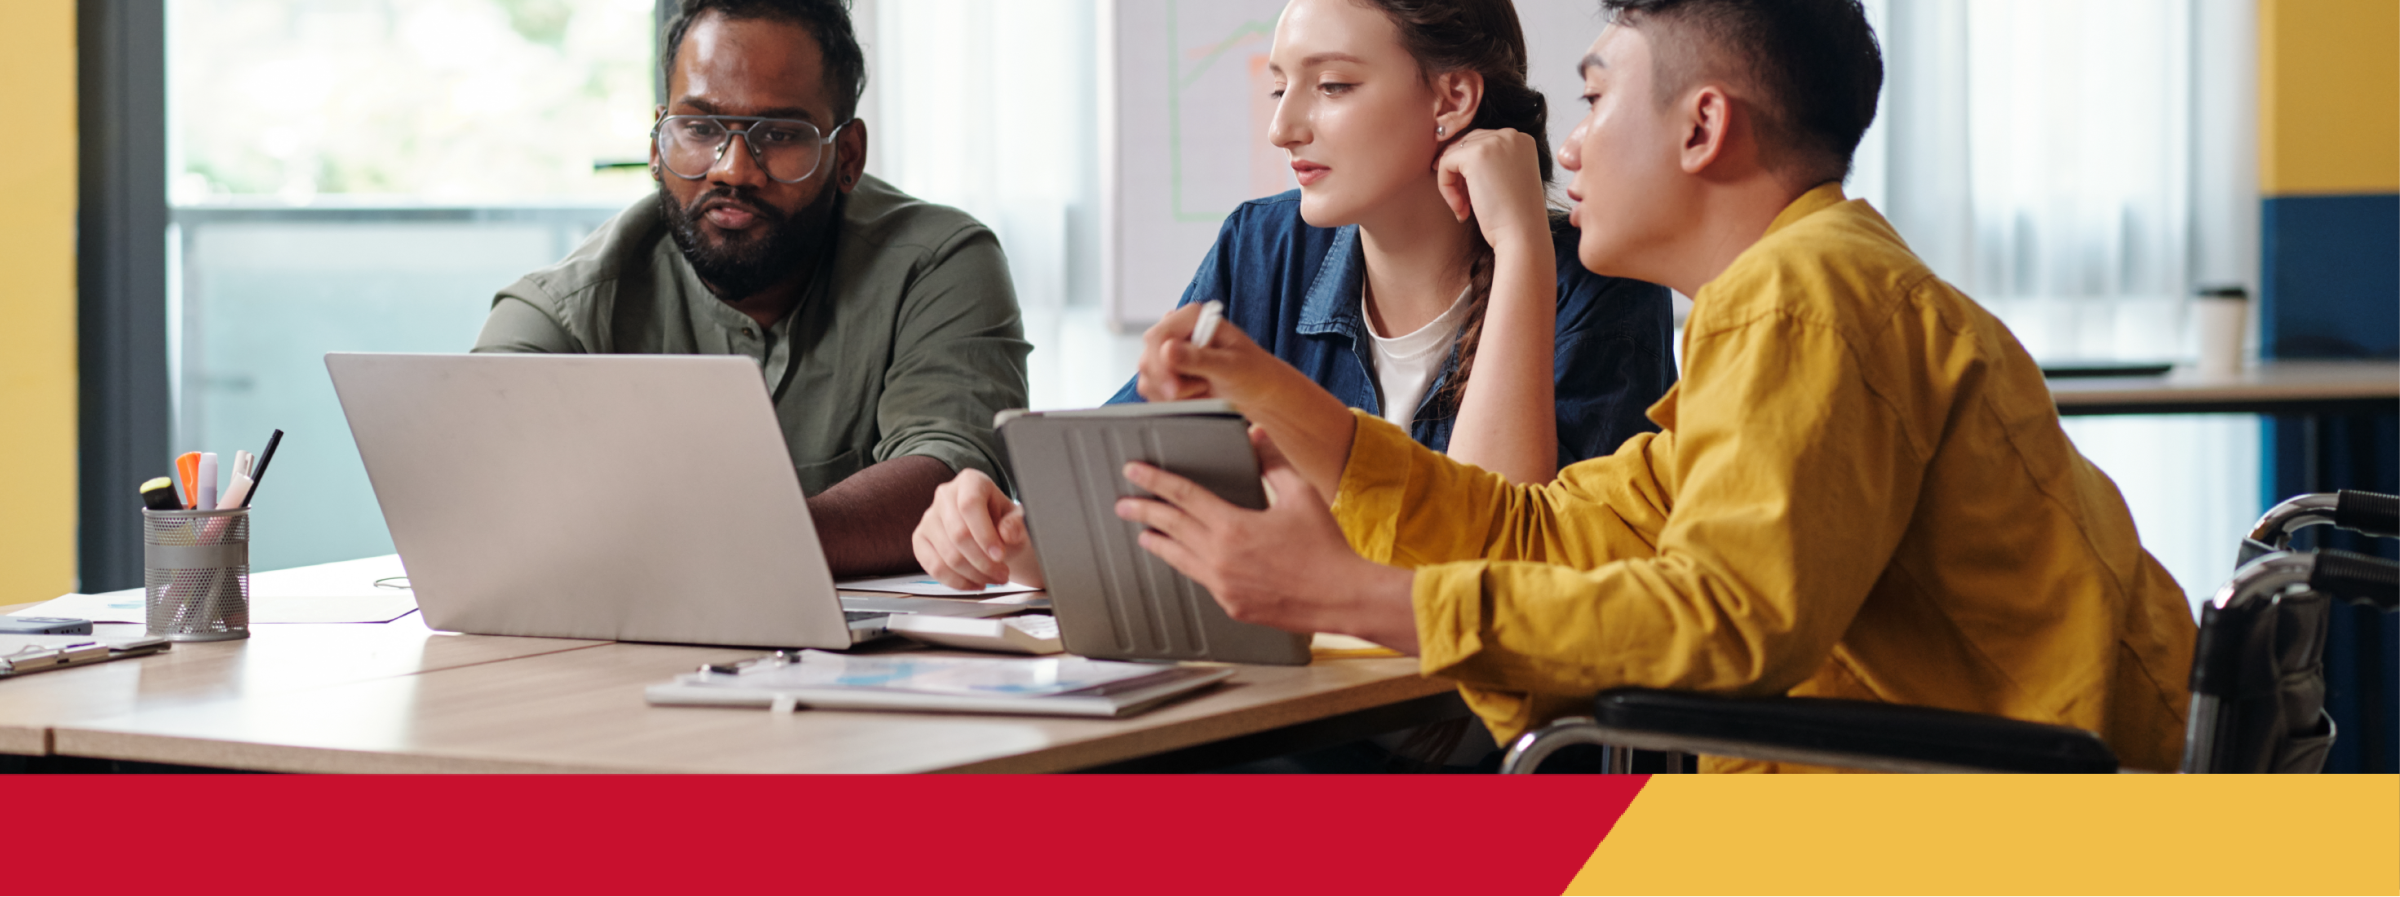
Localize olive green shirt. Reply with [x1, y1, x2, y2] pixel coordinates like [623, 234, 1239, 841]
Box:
[473, 175, 1030, 495]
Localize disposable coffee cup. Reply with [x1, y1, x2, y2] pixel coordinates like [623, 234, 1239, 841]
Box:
[2194, 285, 2247, 376]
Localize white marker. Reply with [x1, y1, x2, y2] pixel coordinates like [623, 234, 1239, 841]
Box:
[196, 452, 218, 513]
[217, 474, 254, 510]
[1191, 300, 1226, 348]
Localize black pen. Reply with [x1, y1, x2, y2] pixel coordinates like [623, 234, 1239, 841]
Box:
[243, 429, 283, 509]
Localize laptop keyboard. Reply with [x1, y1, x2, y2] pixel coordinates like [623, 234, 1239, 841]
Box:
[844, 610, 884, 623]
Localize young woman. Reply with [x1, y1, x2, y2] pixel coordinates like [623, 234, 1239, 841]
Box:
[911, 0, 1673, 591]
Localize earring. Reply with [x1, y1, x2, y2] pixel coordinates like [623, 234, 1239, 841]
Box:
[1436, 125, 1446, 138]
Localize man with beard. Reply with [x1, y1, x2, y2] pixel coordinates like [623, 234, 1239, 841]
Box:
[475, 0, 1028, 576]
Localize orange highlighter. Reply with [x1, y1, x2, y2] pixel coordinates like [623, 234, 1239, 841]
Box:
[175, 452, 202, 509]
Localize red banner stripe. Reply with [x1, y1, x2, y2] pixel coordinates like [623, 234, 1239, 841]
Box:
[11, 774, 1647, 895]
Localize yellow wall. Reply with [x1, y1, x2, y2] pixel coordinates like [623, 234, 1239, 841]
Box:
[0, 1, 77, 602]
[2260, 0, 2400, 195]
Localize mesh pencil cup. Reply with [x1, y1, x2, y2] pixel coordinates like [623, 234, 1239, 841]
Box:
[143, 508, 251, 641]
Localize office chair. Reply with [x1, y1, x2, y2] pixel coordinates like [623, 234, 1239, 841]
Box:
[1499, 490, 2400, 774]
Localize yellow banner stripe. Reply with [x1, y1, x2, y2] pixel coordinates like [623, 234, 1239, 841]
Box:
[1569, 775, 2399, 895]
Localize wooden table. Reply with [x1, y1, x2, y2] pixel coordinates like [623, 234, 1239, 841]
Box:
[2, 557, 608, 758]
[0, 616, 606, 757]
[47, 640, 1455, 773]
[2049, 359, 2398, 416]
[8, 558, 1461, 773]
[2047, 360, 2397, 496]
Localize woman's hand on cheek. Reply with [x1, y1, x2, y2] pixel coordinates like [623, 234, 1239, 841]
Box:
[1110, 427, 1421, 654]
[1435, 128, 1552, 253]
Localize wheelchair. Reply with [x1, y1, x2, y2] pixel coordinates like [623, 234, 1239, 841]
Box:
[1500, 490, 2400, 774]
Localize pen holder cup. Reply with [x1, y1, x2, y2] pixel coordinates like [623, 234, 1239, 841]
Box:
[143, 508, 251, 641]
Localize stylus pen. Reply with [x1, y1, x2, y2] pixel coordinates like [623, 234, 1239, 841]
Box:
[243, 429, 284, 509]
[1191, 300, 1226, 348]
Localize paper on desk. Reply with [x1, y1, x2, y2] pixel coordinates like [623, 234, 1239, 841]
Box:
[835, 574, 1043, 598]
[16, 590, 419, 625]
[17, 554, 420, 624]
[248, 596, 419, 624]
[18, 589, 149, 623]
[250, 554, 412, 598]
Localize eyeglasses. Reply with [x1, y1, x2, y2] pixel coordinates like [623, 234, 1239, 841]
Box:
[652, 115, 851, 184]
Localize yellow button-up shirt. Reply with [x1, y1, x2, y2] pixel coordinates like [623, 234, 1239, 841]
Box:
[1333, 184, 2197, 772]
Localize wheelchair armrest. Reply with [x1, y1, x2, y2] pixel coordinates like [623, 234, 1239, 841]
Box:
[1528, 688, 2119, 773]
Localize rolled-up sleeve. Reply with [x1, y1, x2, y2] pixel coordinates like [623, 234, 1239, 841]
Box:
[1332, 410, 1679, 741]
[1333, 409, 1673, 571]
[1336, 313, 1928, 743]
[472, 289, 582, 354]
[1433, 321, 1914, 685]
[871, 224, 1032, 490]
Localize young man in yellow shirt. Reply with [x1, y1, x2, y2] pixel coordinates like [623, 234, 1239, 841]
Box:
[1111, 0, 2198, 771]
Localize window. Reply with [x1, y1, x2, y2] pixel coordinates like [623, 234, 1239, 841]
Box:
[859, 0, 1127, 410]
[168, 0, 657, 569]
[1858, 0, 2262, 611]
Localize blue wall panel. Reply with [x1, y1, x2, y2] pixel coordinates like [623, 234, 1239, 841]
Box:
[2260, 193, 2400, 358]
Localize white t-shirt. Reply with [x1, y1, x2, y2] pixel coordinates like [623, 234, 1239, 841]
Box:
[1363, 285, 1474, 431]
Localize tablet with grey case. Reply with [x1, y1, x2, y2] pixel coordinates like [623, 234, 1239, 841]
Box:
[998, 400, 1311, 666]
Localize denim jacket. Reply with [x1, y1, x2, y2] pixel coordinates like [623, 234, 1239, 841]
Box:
[1108, 191, 1675, 467]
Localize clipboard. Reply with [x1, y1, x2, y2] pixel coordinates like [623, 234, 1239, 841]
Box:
[0, 635, 172, 678]
[997, 399, 1313, 666]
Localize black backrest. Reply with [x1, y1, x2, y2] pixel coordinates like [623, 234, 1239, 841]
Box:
[2187, 589, 2336, 773]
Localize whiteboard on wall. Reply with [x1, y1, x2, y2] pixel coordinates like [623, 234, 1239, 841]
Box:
[1101, 0, 1293, 329]
[1101, 0, 1614, 329]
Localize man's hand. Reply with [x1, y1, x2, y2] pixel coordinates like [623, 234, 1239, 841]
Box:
[1133, 301, 1306, 405]
[910, 468, 1043, 590]
[1112, 427, 1420, 654]
[1132, 303, 1362, 497]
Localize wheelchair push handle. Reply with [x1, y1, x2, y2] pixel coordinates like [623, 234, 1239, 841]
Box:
[2248, 490, 2400, 550]
[2333, 490, 2400, 540]
[2311, 549, 2399, 612]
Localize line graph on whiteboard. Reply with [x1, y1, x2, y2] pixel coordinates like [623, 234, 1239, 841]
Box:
[1107, 0, 1297, 326]
[1108, 1, 1610, 325]
[1164, 0, 1297, 223]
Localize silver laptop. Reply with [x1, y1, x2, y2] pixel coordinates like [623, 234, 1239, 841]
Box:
[326, 352, 1014, 648]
